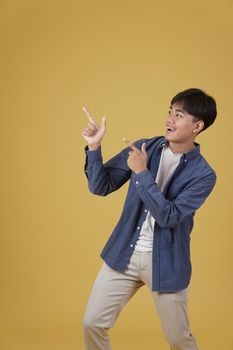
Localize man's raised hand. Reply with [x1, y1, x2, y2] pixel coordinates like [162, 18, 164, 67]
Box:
[81, 106, 106, 150]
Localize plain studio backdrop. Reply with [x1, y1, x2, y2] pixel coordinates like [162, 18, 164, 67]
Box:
[0, 1, 232, 349]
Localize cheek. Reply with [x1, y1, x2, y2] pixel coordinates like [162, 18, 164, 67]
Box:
[180, 122, 193, 132]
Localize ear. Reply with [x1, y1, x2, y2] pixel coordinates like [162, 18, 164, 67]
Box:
[193, 121, 204, 134]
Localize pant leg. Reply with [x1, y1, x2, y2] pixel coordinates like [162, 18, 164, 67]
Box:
[139, 251, 199, 350]
[153, 289, 199, 350]
[83, 258, 144, 350]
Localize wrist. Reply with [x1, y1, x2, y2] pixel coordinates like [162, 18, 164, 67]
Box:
[88, 143, 101, 151]
[134, 167, 147, 174]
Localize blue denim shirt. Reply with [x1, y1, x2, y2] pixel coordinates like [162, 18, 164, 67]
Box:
[84, 136, 216, 292]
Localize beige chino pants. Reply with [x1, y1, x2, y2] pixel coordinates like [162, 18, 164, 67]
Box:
[83, 250, 199, 350]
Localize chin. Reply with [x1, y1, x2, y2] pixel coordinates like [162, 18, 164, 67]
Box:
[165, 133, 176, 141]
[165, 133, 183, 144]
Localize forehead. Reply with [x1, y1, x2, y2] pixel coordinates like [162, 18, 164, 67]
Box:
[170, 102, 188, 114]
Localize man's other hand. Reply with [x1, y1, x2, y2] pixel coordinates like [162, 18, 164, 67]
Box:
[123, 138, 148, 174]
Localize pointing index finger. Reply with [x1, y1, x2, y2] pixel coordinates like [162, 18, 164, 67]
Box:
[82, 106, 96, 124]
[123, 137, 139, 152]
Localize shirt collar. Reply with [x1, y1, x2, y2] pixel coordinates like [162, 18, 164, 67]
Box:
[158, 137, 200, 161]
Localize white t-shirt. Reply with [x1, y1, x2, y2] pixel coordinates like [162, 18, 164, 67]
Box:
[134, 144, 182, 252]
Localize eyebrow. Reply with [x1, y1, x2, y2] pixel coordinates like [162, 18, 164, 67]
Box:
[169, 105, 187, 115]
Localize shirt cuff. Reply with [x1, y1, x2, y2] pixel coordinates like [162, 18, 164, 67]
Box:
[85, 145, 103, 163]
[131, 169, 157, 189]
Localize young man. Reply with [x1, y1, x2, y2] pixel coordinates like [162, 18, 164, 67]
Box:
[82, 88, 217, 350]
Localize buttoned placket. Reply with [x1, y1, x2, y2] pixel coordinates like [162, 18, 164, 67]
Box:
[129, 200, 149, 250]
[128, 144, 165, 251]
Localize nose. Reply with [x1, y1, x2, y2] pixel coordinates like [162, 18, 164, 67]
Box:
[167, 114, 175, 124]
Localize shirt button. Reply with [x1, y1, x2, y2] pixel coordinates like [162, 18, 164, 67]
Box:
[144, 209, 148, 212]
[137, 226, 140, 230]
[130, 244, 134, 247]
[135, 181, 139, 185]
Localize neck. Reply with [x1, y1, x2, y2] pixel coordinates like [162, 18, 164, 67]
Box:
[168, 140, 195, 154]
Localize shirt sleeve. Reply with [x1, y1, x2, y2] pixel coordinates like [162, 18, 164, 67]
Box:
[131, 168, 217, 228]
[84, 139, 147, 196]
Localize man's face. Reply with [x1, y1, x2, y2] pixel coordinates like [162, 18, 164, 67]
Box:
[165, 103, 200, 143]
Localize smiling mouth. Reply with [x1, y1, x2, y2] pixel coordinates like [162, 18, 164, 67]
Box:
[166, 127, 176, 132]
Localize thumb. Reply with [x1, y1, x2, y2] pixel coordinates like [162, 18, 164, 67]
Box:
[141, 143, 147, 156]
[101, 116, 106, 131]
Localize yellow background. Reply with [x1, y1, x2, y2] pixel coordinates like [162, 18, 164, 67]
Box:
[0, 1, 233, 349]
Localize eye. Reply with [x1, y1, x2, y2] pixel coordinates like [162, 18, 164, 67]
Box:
[176, 113, 183, 118]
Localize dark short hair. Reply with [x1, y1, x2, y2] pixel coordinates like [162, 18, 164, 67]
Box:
[171, 88, 217, 132]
